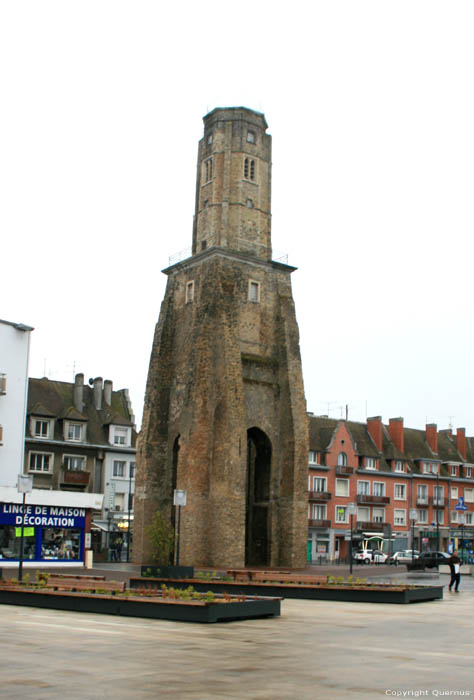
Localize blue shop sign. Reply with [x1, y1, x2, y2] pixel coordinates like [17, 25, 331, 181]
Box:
[0, 503, 86, 529]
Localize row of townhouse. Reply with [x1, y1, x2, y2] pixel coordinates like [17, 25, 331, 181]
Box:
[0, 320, 137, 567]
[307, 414, 474, 562]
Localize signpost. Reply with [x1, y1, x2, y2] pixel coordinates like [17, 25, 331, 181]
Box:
[455, 498, 468, 562]
[410, 509, 418, 566]
[17, 474, 33, 582]
[173, 489, 187, 566]
[348, 503, 356, 575]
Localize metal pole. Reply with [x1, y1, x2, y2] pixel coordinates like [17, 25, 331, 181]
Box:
[127, 466, 132, 563]
[436, 472, 440, 552]
[176, 505, 181, 566]
[461, 523, 464, 563]
[18, 492, 26, 582]
[349, 513, 353, 575]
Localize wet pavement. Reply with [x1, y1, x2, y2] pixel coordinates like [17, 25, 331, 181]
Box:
[1, 566, 473, 699]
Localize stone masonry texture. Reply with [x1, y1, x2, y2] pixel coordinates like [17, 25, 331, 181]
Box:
[134, 108, 308, 568]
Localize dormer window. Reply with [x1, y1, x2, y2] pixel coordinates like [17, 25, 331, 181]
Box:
[394, 460, 404, 472]
[451, 465, 457, 476]
[366, 457, 377, 470]
[309, 451, 318, 466]
[33, 419, 51, 438]
[66, 423, 83, 442]
[113, 427, 129, 446]
[465, 466, 472, 478]
[337, 452, 347, 467]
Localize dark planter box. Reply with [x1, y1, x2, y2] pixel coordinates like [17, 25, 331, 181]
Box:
[141, 565, 194, 579]
[130, 577, 443, 604]
[0, 586, 280, 623]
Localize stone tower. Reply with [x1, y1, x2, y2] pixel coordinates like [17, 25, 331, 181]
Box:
[134, 107, 308, 568]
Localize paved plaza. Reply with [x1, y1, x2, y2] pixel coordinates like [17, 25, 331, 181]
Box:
[1, 571, 473, 700]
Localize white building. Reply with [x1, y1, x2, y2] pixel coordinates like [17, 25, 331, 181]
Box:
[0, 319, 34, 487]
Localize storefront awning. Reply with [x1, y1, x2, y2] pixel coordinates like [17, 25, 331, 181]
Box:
[91, 522, 109, 532]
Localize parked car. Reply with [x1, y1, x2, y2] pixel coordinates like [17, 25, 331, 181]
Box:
[407, 551, 450, 570]
[387, 550, 420, 565]
[353, 549, 388, 564]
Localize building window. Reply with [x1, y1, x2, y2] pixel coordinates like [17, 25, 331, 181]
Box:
[465, 466, 472, 478]
[34, 420, 50, 438]
[66, 423, 83, 442]
[113, 460, 126, 478]
[247, 130, 256, 144]
[335, 505, 348, 523]
[248, 280, 260, 302]
[373, 482, 385, 497]
[309, 451, 318, 466]
[417, 509, 428, 523]
[357, 506, 370, 521]
[451, 465, 457, 476]
[417, 484, 428, 503]
[63, 456, 85, 471]
[29, 452, 52, 473]
[394, 483, 406, 500]
[246, 198, 253, 208]
[357, 481, 370, 495]
[394, 509, 406, 526]
[313, 477, 326, 492]
[435, 510, 444, 525]
[244, 157, 255, 181]
[394, 460, 404, 472]
[451, 486, 458, 501]
[186, 280, 195, 304]
[464, 488, 474, 503]
[451, 511, 458, 523]
[337, 452, 347, 467]
[312, 504, 327, 520]
[434, 485, 444, 505]
[130, 462, 136, 479]
[207, 133, 213, 144]
[466, 512, 473, 525]
[113, 427, 129, 446]
[366, 457, 377, 470]
[372, 508, 385, 523]
[335, 479, 349, 497]
[204, 158, 213, 182]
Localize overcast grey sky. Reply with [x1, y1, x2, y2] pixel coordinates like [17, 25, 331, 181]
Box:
[2, 1, 473, 434]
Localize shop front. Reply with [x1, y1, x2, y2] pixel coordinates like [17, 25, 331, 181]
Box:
[0, 487, 103, 568]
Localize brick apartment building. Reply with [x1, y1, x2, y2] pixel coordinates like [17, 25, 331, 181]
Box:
[307, 414, 474, 561]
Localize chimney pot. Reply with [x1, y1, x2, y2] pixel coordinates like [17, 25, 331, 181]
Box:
[426, 423, 438, 454]
[389, 417, 405, 454]
[367, 416, 383, 452]
[93, 377, 103, 410]
[74, 373, 84, 413]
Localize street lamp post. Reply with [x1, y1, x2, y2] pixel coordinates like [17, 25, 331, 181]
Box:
[410, 509, 418, 567]
[348, 502, 356, 575]
[173, 489, 187, 566]
[17, 474, 33, 582]
[436, 471, 440, 552]
[459, 513, 465, 563]
[126, 463, 134, 563]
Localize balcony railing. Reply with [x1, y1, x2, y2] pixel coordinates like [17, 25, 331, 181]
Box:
[356, 521, 387, 532]
[308, 491, 332, 502]
[416, 497, 429, 505]
[429, 497, 445, 508]
[356, 494, 390, 505]
[336, 466, 354, 475]
[61, 470, 90, 486]
[308, 519, 331, 528]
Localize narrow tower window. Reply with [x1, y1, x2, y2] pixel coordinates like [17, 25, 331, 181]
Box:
[248, 280, 260, 303]
[244, 157, 255, 181]
[204, 158, 213, 182]
[186, 281, 195, 303]
[247, 130, 256, 144]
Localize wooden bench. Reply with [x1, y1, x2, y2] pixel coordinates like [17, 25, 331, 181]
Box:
[251, 572, 328, 585]
[42, 573, 106, 581]
[45, 575, 125, 594]
[227, 568, 292, 582]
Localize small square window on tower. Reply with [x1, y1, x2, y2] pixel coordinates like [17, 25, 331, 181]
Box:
[248, 280, 260, 303]
[247, 130, 256, 144]
[186, 280, 195, 303]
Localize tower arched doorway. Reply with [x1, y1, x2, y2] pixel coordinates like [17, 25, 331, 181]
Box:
[246, 427, 272, 566]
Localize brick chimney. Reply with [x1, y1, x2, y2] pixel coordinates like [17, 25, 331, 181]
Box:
[73, 373, 84, 413]
[426, 423, 438, 454]
[93, 377, 103, 410]
[457, 428, 467, 461]
[367, 416, 383, 452]
[389, 417, 404, 453]
[104, 379, 113, 406]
